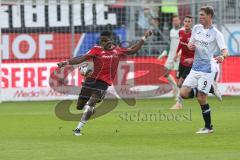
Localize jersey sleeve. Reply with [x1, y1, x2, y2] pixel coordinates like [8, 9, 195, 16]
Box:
[116, 47, 131, 56]
[176, 42, 182, 54]
[216, 31, 227, 51]
[86, 46, 100, 56]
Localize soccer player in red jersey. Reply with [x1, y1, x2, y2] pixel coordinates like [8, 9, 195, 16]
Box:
[171, 15, 194, 109]
[57, 30, 152, 136]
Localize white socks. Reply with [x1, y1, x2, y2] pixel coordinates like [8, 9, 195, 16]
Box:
[76, 105, 91, 129]
[77, 121, 85, 129]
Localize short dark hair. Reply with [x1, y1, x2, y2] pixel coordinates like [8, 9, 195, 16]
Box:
[105, 24, 113, 30]
[100, 31, 112, 38]
[200, 6, 214, 17]
[184, 15, 192, 19]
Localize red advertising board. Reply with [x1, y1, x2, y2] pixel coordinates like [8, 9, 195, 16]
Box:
[1, 57, 240, 101]
[2, 33, 81, 61]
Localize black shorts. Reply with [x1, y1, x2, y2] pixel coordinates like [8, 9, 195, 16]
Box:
[176, 64, 192, 79]
[79, 77, 109, 102]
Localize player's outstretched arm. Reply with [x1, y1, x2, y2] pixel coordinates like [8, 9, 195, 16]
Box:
[125, 30, 152, 55]
[57, 54, 93, 68]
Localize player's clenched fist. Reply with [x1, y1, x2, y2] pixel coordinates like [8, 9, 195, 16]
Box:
[144, 30, 153, 38]
[215, 55, 225, 63]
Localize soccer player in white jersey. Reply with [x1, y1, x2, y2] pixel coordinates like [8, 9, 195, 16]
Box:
[180, 6, 228, 134]
[158, 15, 181, 97]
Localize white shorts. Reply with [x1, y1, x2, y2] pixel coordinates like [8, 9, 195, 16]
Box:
[165, 58, 180, 70]
[182, 70, 215, 94]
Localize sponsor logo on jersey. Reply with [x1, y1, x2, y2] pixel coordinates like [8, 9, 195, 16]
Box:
[195, 40, 208, 48]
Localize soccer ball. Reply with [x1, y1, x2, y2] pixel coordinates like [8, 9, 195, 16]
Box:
[79, 63, 93, 77]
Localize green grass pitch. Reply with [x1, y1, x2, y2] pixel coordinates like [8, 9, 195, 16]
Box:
[0, 96, 239, 160]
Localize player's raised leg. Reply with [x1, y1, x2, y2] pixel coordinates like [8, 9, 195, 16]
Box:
[180, 70, 198, 99]
[171, 64, 193, 109]
[164, 69, 179, 97]
[171, 78, 184, 109]
[74, 87, 105, 136]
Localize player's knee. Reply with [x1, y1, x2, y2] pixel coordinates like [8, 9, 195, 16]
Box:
[177, 78, 185, 88]
[180, 89, 188, 99]
[197, 92, 207, 105]
[82, 105, 95, 121]
[177, 82, 182, 88]
[77, 103, 86, 110]
[87, 97, 99, 107]
[76, 99, 88, 110]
